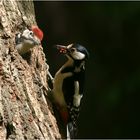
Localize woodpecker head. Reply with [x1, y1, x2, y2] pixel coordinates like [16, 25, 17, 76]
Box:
[31, 26, 44, 41]
[56, 43, 89, 61]
[16, 26, 43, 47]
[15, 26, 44, 54]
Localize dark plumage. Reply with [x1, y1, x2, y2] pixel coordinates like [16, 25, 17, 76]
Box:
[53, 43, 89, 139]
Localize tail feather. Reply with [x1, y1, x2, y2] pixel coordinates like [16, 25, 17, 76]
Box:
[67, 122, 78, 139]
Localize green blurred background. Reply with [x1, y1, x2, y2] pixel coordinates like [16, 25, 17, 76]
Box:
[34, 2, 140, 138]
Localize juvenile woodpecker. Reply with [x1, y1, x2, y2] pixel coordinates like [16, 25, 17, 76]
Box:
[52, 43, 89, 139]
[15, 26, 43, 55]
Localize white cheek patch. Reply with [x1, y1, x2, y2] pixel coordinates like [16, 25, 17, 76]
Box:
[22, 29, 31, 37]
[22, 29, 34, 40]
[22, 29, 40, 45]
[72, 51, 85, 60]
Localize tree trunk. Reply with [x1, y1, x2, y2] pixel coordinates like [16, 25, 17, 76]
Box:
[0, 0, 61, 139]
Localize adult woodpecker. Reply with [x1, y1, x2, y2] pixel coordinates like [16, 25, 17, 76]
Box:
[15, 26, 43, 55]
[52, 43, 89, 139]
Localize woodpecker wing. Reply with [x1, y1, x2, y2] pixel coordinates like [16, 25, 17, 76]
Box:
[62, 67, 85, 139]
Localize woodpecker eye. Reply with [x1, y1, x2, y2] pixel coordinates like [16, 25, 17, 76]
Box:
[30, 31, 34, 36]
[70, 48, 76, 53]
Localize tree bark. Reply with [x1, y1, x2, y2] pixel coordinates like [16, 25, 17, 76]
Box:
[0, 0, 61, 139]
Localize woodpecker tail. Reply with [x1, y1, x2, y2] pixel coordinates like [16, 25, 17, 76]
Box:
[67, 122, 78, 140]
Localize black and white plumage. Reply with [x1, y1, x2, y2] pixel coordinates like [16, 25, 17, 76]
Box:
[15, 28, 41, 55]
[52, 43, 89, 139]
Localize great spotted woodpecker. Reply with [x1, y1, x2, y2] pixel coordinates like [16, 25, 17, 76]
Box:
[15, 26, 43, 55]
[52, 43, 89, 139]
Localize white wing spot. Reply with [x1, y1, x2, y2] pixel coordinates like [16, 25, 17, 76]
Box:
[73, 81, 83, 107]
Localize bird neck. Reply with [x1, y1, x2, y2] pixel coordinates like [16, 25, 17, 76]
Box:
[61, 59, 85, 74]
[74, 60, 85, 73]
[61, 59, 74, 72]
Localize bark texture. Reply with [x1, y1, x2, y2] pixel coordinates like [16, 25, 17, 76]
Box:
[0, 0, 61, 139]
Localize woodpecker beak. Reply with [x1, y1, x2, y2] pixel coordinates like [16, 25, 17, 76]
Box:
[56, 45, 68, 54]
[30, 35, 41, 46]
[33, 39, 41, 46]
